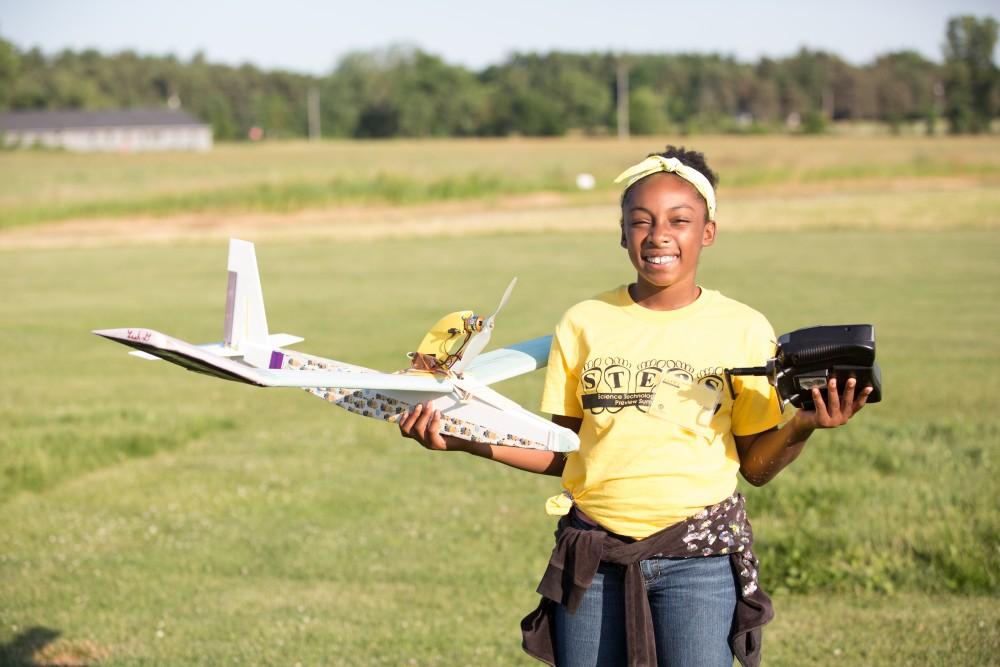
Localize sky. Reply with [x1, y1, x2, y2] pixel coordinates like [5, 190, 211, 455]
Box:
[1, 0, 998, 74]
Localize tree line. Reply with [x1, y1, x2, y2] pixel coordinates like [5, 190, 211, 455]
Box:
[0, 15, 995, 140]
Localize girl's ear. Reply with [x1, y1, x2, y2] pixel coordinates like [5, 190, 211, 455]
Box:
[702, 220, 717, 247]
[620, 223, 627, 248]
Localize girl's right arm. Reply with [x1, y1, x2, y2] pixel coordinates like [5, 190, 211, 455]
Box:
[398, 401, 580, 477]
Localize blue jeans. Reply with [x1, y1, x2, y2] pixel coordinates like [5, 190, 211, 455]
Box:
[553, 555, 738, 667]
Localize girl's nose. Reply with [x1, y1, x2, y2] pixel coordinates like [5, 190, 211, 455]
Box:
[649, 225, 673, 247]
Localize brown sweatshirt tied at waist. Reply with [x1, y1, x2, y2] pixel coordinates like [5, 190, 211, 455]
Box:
[521, 493, 773, 667]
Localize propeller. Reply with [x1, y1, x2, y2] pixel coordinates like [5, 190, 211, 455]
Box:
[451, 277, 517, 374]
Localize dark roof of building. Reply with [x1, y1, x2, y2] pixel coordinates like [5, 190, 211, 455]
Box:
[0, 109, 208, 131]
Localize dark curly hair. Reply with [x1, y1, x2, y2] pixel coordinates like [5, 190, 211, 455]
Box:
[620, 145, 718, 221]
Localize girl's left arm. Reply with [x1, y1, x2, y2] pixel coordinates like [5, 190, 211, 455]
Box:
[734, 377, 873, 486]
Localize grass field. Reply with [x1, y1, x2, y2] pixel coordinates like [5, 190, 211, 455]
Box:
[2, 136, 1000, 233]
[1, 136, 999, 666]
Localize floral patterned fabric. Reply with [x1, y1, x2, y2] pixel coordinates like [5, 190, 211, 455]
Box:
[521, 493, 773, 667]
[679, 493, 760, 598]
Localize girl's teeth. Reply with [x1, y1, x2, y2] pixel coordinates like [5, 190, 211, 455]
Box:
[646, 256, 676, 265]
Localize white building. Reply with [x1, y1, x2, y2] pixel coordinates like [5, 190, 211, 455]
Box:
[0, 109, 213, 152]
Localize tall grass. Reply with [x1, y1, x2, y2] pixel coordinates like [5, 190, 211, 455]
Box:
[2, 136, 1000, 229]
[0, 172, 578, 229]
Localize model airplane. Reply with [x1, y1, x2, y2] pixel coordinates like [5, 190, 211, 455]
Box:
[94, 239, 579, 453]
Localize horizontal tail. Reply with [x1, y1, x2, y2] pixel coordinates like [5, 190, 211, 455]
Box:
[94, 328, 272, 386]
[127, 333, 304, 361]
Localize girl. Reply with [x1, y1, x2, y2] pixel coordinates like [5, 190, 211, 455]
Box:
[399, 146, 871, 667]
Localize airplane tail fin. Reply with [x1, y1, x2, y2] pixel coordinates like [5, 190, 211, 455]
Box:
[224, 239, 269, 349]
[94, 238, 302, 372]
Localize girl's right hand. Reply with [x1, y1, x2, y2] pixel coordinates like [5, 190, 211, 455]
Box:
[398, 401, 467, 452]
[400, 404, 569, 476]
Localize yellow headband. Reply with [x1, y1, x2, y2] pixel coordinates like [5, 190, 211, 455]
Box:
[614, 155, 717, 221]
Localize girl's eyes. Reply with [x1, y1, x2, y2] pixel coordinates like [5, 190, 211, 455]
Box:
[630, 218, 689, 226]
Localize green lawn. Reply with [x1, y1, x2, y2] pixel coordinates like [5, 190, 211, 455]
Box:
[1, 229, 998, 665]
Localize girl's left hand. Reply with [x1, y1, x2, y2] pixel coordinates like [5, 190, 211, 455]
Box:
[794, 377, 873, 430]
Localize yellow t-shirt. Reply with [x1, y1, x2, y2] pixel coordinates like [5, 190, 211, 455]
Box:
[540, 286, 785, 539]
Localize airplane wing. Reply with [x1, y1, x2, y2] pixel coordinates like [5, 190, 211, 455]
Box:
[462, 335, 552, 386]
[94, 328, 453, 392]
[256, 368, 452, 391]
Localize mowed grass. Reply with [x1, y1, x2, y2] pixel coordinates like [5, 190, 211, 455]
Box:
[1, 228, 998, 666]
[2, 135, 1000, 229]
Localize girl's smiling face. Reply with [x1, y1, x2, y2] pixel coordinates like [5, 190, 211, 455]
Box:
[620, 172, 716, 308]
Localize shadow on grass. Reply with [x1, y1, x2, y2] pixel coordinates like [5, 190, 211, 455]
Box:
[0, 627, 107, 667]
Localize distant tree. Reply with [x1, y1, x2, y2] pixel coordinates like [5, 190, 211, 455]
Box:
[747, 61, 781, 124]
[783, 48, 844, 119]
[943, 15, 999, 133]
[394, 50, 487, 137]
[865, 51, 938, 132]
[0, 36, 19, 109]
[553, 66, 612, 133]
[0, 35, 955, 139]
[325, 46, 486, 138]
[481, 52, 612, 136]
[801, 110, 828, 134]
[629, 86, 670, 134]
[506, 91, 567, 136]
